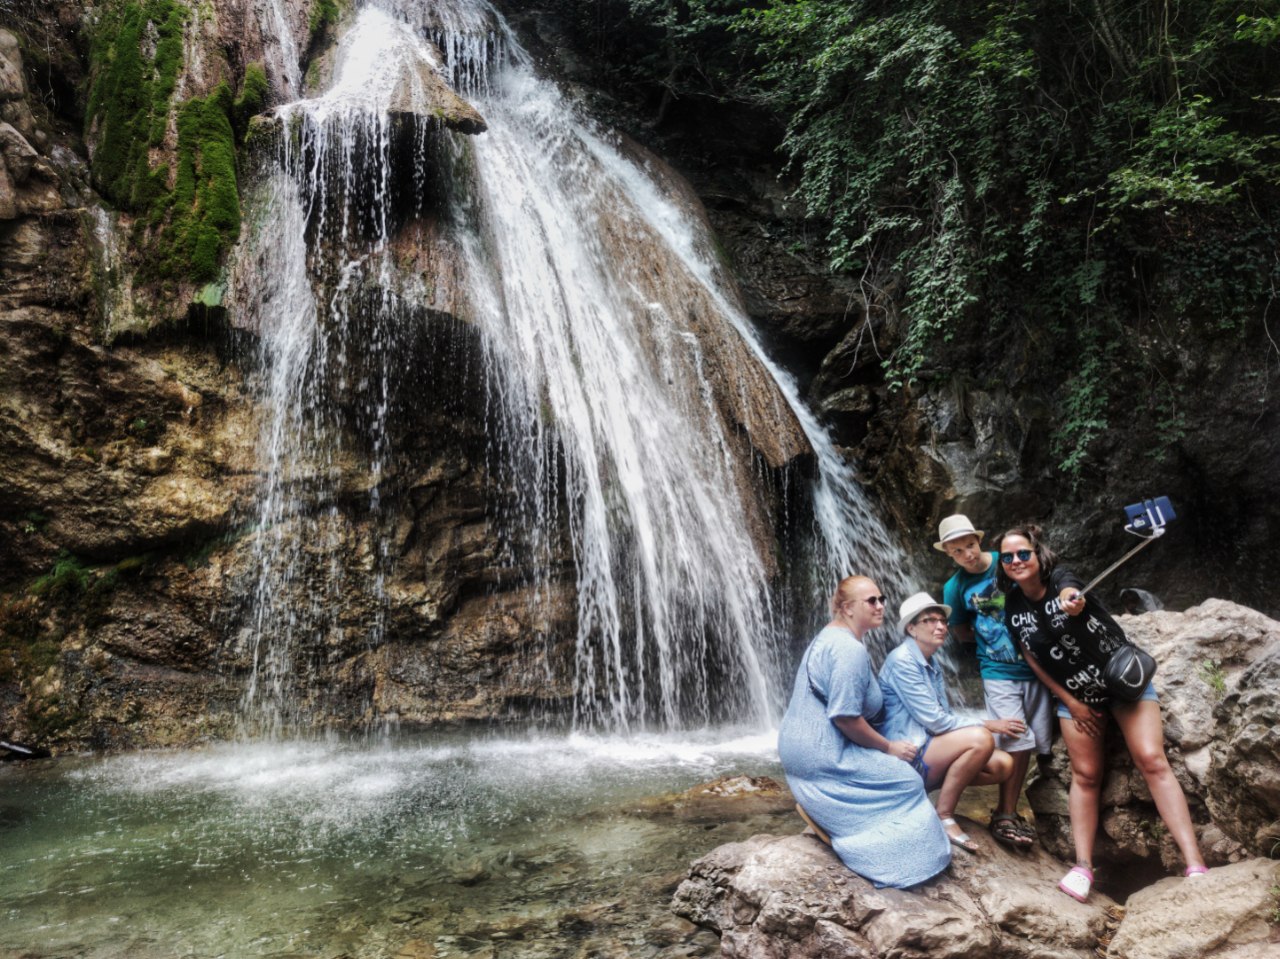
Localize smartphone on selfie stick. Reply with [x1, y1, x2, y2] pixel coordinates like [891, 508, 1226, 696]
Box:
[1079, 496, 1177, 597]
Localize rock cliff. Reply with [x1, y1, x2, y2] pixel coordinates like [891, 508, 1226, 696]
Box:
[0, 4, 575, 747]
[0, 1, 810, 748]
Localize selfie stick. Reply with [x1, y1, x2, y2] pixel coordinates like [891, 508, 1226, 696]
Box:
[1079, 497, 1174, 597]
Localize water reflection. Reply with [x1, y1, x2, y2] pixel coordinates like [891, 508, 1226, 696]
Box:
[0, 731, 787, 958]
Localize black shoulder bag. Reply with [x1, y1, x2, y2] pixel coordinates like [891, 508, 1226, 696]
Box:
[1046, 569, 1156, 702]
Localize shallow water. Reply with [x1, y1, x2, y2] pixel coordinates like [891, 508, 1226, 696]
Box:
[0, 730, 789, 959]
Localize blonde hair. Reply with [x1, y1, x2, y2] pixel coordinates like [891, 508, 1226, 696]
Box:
[831, 575, 877, 615]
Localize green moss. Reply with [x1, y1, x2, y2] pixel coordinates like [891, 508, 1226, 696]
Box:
[309, 0, 341, 41]
[87, 3, 265, 287]
[29, 553, 92, 605]
[233, 62, 269, 139]
[85, 0, 188, 207]
[154, 81, 241, 284]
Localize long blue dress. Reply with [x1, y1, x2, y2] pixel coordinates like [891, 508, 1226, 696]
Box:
[777, 625, 951, 888]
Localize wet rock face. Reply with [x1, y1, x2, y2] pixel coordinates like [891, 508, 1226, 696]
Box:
[1, 1, 815, 750]
[1026, 600, 1280, 870]
[0, 7, 551, 747]
[0, 30, 74, 220]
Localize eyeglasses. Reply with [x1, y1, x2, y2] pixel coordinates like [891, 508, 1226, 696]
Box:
[860, 596, 887, 607]
[913, 616, 948, 628]
[999, 549, 1034, 565]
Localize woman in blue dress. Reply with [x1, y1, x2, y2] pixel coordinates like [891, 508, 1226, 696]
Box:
[777, 575, 952, 888]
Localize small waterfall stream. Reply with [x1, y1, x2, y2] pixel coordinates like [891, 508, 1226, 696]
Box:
[230, 0, 916, 735]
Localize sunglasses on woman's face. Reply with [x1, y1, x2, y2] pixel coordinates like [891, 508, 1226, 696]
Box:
[999, 549, 1034, 565]
[858, 596, 887, 607]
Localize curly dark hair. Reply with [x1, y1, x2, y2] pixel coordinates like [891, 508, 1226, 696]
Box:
[995, 524, 1059, 592]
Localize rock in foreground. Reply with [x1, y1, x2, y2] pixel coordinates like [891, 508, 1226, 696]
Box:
[672, 825, 1117, 959]
[1106, 858, 1280, 959]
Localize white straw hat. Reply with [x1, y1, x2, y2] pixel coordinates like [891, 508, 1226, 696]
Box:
[898, 592, 952, 635]
[934, 514, 984, 552]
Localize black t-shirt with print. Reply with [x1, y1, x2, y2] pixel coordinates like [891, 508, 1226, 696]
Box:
[1003, 567, 1129, 707]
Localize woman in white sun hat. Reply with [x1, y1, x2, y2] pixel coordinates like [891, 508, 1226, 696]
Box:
[879, 591, 1015, 853]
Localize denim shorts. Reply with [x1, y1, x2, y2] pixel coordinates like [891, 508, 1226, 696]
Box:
[909, 734, 934, 781]
[1055, 683, 1158, 720]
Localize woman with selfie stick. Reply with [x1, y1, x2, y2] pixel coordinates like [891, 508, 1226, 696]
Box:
[997, 525, 1206, 902]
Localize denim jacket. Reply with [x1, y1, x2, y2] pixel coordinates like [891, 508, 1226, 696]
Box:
[878, 638, 972, 747]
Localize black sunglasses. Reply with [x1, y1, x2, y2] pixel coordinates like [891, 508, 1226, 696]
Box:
[859, 596, 887, 607]
[999, 549, 1034, 565]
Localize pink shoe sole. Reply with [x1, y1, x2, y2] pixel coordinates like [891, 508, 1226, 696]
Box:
[1057, 865, 1093, 902]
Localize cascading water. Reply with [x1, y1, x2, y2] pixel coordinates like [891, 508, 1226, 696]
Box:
[231, 0, 917, 736]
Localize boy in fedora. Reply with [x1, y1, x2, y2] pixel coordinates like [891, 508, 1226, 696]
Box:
[937, 514, 1053, 848]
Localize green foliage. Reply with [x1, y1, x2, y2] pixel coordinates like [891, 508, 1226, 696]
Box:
[1199, 659, 1227, 700]
[309, 0, 341, 42]
[617, 0, 1280, 478]
[1050, 327, 1114, 486]
[20, 511, 49, 535]
[29, 552, 92, 605]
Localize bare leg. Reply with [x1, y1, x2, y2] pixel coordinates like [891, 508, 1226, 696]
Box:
[922, 726, 1003, 820]
[997, 749, 1033, 815]
[1059, 717, 1106, 869]
[1112, 700, 1206, 871]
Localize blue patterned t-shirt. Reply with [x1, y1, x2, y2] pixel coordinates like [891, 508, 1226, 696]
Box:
[942, 552, 1035, 681]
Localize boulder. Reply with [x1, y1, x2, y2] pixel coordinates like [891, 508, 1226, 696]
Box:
[1028, 600, 1280, 868]
[1105, 858, 1280, 959]
[672, 826, 1118, 959]
[0, 121, 37, 183]
[1207, 648, 1280, 855]
[0, 29, 27, 104]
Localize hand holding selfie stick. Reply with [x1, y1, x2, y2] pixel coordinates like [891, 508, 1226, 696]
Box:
[1077, 497, 1176, 598]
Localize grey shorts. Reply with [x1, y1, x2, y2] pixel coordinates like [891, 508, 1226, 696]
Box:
[983, 678, 1054, 754]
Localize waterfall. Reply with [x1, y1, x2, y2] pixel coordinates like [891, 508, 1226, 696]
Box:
[230, 0, 916, 736]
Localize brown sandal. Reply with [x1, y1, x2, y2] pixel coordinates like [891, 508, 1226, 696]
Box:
[991, 812, 1035, 848]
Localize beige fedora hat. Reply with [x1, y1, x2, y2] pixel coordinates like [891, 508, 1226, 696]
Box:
[898, 592, 952, 635]
[934, 514, 984, 552]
